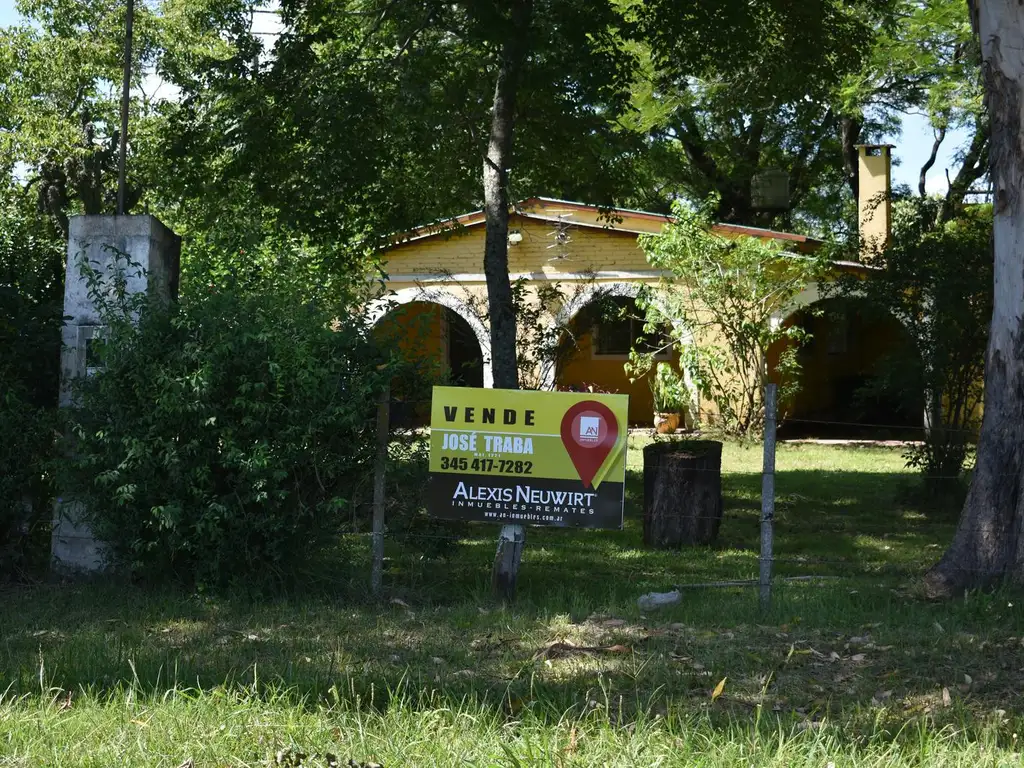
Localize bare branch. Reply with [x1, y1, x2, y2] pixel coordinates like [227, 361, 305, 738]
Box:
[919, 124, 947, 197]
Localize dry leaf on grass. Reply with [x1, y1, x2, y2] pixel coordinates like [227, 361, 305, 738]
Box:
[711, 677, 727, 701]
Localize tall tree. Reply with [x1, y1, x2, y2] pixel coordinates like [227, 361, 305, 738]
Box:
[626, 0, 888, 231]
[924, 0, 1024, 595]
[480, 0, 531, 390]
[627, 0, 988, 236]
[164, 0, 641, 389]
[838, 0, 987, 219]
[0, 0, 243, 233]
[0, 0, 155, 228]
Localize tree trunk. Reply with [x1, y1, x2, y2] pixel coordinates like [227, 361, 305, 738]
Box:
[482, 0, 532, 390]
[840, 115, 863, 201]
[938, 115, 990, 225]
[925, 0, 1024, 597]
[643, 440, 724, 548]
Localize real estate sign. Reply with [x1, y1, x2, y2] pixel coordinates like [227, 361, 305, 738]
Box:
[428, 386, 629, 529]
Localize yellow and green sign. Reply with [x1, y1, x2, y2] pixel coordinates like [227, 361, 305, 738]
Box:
[428, 386, 629, 528]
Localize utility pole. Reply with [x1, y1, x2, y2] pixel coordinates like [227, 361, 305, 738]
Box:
[117, 0, 135, 215]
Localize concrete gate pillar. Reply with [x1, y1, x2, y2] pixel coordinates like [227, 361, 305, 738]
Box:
[51, 215, 180, 572]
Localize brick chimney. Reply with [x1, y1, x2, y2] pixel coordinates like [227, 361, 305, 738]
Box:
[856, 144, 893, 257]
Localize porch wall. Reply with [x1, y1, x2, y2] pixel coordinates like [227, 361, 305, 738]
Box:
[378, 216, 844, 428]
[384, 216, 654, 277]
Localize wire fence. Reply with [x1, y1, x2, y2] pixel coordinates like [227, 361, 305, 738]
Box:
[356, 387, 980, 608]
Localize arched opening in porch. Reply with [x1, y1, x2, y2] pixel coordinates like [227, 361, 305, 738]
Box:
[551, 284, 681, 425]
[769, 297, 924, 438]
[368, 291, 490, 424]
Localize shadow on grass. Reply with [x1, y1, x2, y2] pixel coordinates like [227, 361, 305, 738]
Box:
[2, 577, 1023, 747]
[385, 468, 956, 602]
[0, 464, 1014, 747]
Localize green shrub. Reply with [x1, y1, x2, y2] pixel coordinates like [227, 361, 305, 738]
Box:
[380, 433, 467, 560]
[633, 197, 825, 436]
[0, 205, 64, 580]
[0, 394, 57, 578]
[62, 284, 399, 591]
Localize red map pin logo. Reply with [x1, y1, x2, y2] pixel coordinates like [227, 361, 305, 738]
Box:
[560, 400, 619, 488]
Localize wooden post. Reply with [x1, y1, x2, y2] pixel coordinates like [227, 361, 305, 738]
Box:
[760, 383, 777, 613]
[370, 386, 390, 597]
[491, 524, 525, 602]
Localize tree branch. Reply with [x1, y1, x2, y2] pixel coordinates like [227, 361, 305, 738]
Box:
[939, 115, 989, 223]
[919, 124, 947, 197]
[841, 115, 862, 200]
[789, 106, 835, 206]
[672, 105, 724, 192]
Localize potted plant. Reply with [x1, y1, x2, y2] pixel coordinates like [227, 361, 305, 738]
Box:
[650, 362, 689, 434]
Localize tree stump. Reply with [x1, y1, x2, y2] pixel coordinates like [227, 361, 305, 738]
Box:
[643, 440, 723, 548]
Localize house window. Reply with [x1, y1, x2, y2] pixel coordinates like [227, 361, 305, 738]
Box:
[591, 298, 671, 359]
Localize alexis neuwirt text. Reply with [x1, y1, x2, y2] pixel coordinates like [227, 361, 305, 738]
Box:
[427, 473, 624, 529]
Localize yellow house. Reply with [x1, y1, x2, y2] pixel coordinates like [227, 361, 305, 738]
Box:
[371, 145, 925, 434]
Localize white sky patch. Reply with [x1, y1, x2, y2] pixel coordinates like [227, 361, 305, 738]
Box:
[251, 3, 283, 39]
[0, 0, 19, 29]
[141, 2, 283, 105]
[886, 112, 973, 197]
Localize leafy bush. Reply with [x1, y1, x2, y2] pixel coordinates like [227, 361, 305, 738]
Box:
[633, 197, 825, 436]
[62, 281, 399, 591]
[379, 433, 468, 560]
[0, 395, 57, 578]
[650, 362, 690, 414]
[0, 204, 65, 580]
[831, 198, 990, 495]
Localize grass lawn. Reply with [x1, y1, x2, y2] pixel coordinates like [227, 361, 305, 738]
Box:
[2, 438, 1023, 766]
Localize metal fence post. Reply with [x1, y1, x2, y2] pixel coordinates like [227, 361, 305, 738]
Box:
[760, 383, 777, 612]
[370, 386, 390, 597]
